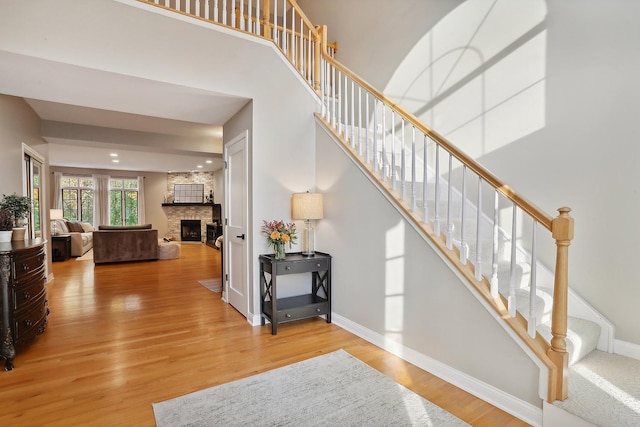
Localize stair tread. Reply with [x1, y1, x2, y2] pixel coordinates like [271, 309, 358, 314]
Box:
[554, 350, 640, 427]
[538, 317, 601, 365]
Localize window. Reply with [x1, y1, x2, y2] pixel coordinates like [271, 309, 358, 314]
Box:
[61, 176, 94, 224]
[110, 178, 139, 226]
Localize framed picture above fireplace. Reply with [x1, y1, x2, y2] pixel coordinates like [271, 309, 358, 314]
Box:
[174, 184, 204, 203]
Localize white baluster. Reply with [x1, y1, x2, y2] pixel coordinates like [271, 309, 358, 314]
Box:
[490, 191, 499, 298]
[382, 104, 387, 179]
[185, 0, 190, 14]
[528, 222, 538, 338]
[255, 0, 260, 35]
[196, 0, 201, 17]
[176, 0, 181, 11]
[205, 0, 210, 20]
[373, 98, 379, 172]
[239, 0, 244, 30]
[350, 80, 355, 148]
[446, 154, 453, 250]
[358, 86, 363, 156]
[460, 165, 468, 264]
[290, 8, 295, 64]
[307, 29, 312, 82]
[366, 94, 371, 165]
[222, 0, 227, 25]
[282, 0, 287, 54]
[248, 0, 252, 32]
[410, 125, 415, 210]
[213, 0, 219, 22]
[342, 74, 347, 138]
[231, 0, 236, 28]
[337, 71, 342, 134]
[434, 145, 441, 236]
[508, 204, 518, 317]
[401, 119, 406, 202]
[422, 134, 428, 223]
[391, 113, 396, 190]
[475, 178, 483, 281]
[331, 66, 336, 128]
[272, 0, 277, 41]
[320, 58, 326, 119]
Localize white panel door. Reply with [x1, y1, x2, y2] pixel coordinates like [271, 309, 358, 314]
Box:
[224, 131, 249, 318]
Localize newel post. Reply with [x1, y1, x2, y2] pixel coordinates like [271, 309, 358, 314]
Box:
[547, 206, 574, 401]
[262, 0, 271, 40]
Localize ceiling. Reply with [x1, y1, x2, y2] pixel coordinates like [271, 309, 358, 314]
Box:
[27, 88, 249, 173]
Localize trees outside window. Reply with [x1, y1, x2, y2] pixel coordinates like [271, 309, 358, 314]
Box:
[61, 176, 94, 224]
[110, 178, 139, 226]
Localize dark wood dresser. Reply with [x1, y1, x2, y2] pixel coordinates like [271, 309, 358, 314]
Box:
[0, 239, 48, 370]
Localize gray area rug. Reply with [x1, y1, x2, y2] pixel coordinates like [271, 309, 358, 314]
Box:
[197, 278, 221, 293]
[554, 350, 640, 426]
[153, 349, 469, 426]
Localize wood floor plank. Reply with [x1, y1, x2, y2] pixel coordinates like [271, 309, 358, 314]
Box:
[0, 244, 529, 426]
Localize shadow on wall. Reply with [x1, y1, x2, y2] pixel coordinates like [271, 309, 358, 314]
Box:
[384, 0, 548, 160]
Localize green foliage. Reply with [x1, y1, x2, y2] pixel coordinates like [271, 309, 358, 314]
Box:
[0, 193, 32, 225]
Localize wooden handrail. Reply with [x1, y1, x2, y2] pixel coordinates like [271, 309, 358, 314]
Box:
[321, 54, 553, 231]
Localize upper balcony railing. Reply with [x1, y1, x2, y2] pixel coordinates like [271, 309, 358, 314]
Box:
[138, 0, 572, 403]
[141, 0, 336, 92]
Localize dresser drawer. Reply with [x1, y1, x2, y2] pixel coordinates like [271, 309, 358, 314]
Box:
[275, 257, 329, 275]
[12, 278, 46, 312]
[13, 248, 46, 283]
[13, 293, 47, 342]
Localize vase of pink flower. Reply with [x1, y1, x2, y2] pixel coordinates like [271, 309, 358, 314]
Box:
[261, 220, 297, 259]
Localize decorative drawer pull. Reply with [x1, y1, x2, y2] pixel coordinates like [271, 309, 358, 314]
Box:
[285, 266, 291, 271]
[316, 263, 321, 267]
[25, 319, 32, 327]
[285, 313, 292, 318]
[316, 308, 321, 312]
[23, 291, 31, 300]
[22, 264, 30, 271]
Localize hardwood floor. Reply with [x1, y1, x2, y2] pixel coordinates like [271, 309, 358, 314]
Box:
[0, 244, 529, 426]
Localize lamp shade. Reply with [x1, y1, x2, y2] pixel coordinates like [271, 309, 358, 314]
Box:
[50, 209, 64, 220]
[291, 193, 323, 220]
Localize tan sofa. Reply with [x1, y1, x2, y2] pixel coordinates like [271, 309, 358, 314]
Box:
[93, 224, 158, 264]
[51, 219, 93, 257]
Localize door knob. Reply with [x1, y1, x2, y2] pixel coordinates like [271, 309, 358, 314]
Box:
[236, 233, 245, 240]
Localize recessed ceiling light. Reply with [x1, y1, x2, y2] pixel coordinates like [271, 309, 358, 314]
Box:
[110, 153, 118, 157]
[112, 159, 120, 163]
[197, 165, 203, 169]
[206, 160, 213, 164]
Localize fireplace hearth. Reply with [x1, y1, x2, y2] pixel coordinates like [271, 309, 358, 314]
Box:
[181, 219, 202, 241]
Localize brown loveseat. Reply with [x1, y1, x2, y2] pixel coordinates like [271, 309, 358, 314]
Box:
[93, 224, 158, 264]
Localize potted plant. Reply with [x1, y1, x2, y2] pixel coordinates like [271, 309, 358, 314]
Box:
[0, 193, 32, 241]
[0, 208, 13, 243]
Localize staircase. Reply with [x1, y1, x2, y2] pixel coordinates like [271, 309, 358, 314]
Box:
[135, 1, 639, 425]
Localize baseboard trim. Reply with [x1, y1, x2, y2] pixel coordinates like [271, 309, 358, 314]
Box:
[332, 313, 543, 427]
[614, 339, 640, 360]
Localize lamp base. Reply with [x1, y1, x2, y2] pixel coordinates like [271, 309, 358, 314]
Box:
[301, 220, 315, 257]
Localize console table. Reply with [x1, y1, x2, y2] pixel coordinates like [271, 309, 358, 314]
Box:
[259, 252, 331, 335]
[0, 239, 48, 370]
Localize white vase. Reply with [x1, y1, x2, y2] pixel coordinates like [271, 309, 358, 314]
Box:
[0, 230, 12, 243]
[11, 227, 26, 241]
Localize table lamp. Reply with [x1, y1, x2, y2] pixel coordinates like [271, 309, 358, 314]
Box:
[291, 192, 323, 256]
[50, 209, 63, 235]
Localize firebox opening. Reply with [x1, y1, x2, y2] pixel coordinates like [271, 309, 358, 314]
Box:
[181, 219, 202, 242]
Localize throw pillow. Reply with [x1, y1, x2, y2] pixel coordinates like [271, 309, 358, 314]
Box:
[67, 221, 84, 233]
[80, 222, 94, 232]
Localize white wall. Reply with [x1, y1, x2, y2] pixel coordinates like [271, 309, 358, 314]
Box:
[300, 0, 640, 346]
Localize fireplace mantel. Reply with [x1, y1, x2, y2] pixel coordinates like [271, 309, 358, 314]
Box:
[162, 203, 214, 207]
